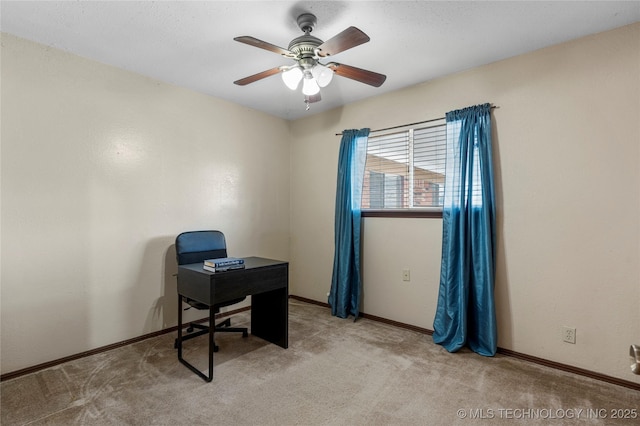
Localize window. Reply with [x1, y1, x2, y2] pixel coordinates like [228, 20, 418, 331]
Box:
[362, 120, 446, 214]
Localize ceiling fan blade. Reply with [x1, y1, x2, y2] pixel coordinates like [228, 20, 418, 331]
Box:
[327, 62, 386, 87]
[234, 67, 282, 86]
[316, 27, 370, 57]
[234, 36, 295, 58]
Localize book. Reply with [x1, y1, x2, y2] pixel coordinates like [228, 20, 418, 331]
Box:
[203, 257, 244, 268]
[203, 263, 245, 273]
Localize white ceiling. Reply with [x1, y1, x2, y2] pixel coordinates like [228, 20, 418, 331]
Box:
[1, 1, 639, 120]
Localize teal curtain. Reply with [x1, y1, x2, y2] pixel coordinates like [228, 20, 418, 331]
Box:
[329, 128, 370, 319]
[433, 103, 497, 356]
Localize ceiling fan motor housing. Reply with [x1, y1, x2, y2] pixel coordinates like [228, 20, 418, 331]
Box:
[288, 34, 322, 60]
[289, 13, 323, 66]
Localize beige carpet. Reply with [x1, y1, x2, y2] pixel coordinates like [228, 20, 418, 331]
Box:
[1, 300, 638, 425]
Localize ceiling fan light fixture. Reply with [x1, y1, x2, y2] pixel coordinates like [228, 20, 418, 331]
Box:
[302, 76, 320, 96]
[281, 66, 303, 90]
[312, 64, 334, 88]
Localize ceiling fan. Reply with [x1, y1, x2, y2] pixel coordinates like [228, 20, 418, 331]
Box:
[233, 13, 386, 109]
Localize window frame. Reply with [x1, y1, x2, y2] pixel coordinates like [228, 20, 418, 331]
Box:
[361, 209, 442, 218]
[361, 121, 446, 219]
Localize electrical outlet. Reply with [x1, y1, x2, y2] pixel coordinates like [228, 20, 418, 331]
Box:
[402, 269, 410, 282]
[562, 326, 576, 344]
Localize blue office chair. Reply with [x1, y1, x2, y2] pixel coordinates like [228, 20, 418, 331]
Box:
[174, 230, 248, 352]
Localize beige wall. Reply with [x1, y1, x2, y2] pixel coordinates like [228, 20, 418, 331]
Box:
[2, 23, 639, 385]
[0, 34, 291, 373]
[290, 23, 640, 383]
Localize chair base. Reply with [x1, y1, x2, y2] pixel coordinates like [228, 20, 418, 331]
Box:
[174, 318, 248, 352]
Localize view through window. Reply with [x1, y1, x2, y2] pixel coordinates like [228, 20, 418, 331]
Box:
[362, 120, 446, 210]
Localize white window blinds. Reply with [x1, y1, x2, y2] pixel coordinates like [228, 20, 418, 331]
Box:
[362, 120, 446, 209]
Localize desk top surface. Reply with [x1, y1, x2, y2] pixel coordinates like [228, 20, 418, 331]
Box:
[178, 256, 288, 275]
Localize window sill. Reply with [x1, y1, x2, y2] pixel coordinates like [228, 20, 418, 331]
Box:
[361, 209, 442, 218]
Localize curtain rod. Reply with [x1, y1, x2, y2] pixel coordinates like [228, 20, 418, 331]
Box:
[335, 105, 498, 136]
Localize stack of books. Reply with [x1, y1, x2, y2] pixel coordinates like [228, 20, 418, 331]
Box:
[203, 257, 245, 272]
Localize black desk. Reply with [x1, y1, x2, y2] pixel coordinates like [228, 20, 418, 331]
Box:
[176, 256, 288, 381]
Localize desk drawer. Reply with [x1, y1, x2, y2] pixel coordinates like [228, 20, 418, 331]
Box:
[214, 264, 287, 303]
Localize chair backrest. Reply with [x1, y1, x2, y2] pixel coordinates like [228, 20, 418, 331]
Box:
[175, 230, 228, 265]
